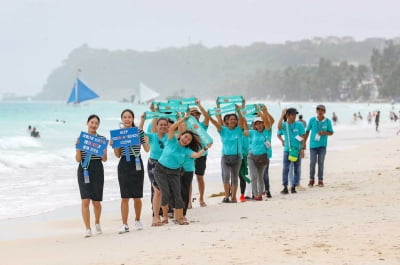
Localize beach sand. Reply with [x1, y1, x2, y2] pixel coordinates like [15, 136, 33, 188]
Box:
[1, 125, 400, 265]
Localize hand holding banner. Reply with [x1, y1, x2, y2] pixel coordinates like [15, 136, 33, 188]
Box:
[110, 127, 140, 161]
[76, 132, 108, 168]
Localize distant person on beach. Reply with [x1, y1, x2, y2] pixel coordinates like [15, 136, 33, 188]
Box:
[277, 108, 305, 194]
[353, 113, 358, 123]
[30, 127, 40, 138]
[27, 125, 32, 133]
[357, 112, 363, 120]
[304, 105, 334, 187]
[367, 112, 372, 124]
[298, 114, 307, 128]
[277, 117, 295, 191]
[75, 114, 107, 238]
[154, 114, 210, 225]
[332, 112, 338, 125]
[112, 109, 149, 234]
[375, 111, 380, 132]
[210, 105, 246, 203]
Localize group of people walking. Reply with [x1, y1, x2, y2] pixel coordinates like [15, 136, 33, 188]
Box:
[74, 101, 334, 238]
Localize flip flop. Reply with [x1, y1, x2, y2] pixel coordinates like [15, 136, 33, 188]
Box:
[151, 221, 163, 227]
[161, 219, 168, 224]
[199, 201, 207, 207]
[174, 218, 189, 225]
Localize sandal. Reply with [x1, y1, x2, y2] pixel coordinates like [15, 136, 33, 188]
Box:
[151, 221, 164, 227]
[174, 218, 189, 225]
[199, 201, 207, 207]
[161, 219, 168, 224]
[222, 198, 230, 203]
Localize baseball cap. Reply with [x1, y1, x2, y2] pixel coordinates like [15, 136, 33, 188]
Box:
[189, 107, 201, 115]
[316, 104, 326, 111]
[253, 117, 263, 123]
[286, 108, 298, 115]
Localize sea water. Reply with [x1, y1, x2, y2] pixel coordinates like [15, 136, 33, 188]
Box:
[0, 100, 398, 220]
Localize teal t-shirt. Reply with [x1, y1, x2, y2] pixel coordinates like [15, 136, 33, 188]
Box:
[281, 121, 305, 152]
[219, 126, 243, 155]
[158, 137, 193, 169]
[249, 128, 272, 158]
[182, 156, 195, 172]
[146, 122, 153, 133]
[306, 117, 334, 148]
[147, 132, 168, 160]
[199, 121, 209, 157]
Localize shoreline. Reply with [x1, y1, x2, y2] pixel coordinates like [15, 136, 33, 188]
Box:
[1, 122, 399, 222]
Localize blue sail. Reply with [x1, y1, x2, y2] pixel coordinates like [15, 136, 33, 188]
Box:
[67, 78, 99, 104]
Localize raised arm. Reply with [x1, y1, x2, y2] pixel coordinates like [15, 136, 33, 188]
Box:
[209, 112, 222, 132]
[196, 99, 210, 126]
[261, 105, 274, 130]
[168, 114, 189, 139]
[277, 109, 287, 130]
[138, 113, 145, 130]
[236, 104, 245, 129]
[190, 143, 212, 158]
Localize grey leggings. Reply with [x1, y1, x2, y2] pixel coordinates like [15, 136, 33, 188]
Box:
[154, 163, 184, 209]
[221, 156, 242, 186]
[247, 154, 268, 196]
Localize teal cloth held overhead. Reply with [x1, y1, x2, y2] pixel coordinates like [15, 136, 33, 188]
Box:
[185, 116, 213, 146]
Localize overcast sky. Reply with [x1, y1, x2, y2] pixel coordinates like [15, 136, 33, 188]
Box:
[1, 0, 399, 97]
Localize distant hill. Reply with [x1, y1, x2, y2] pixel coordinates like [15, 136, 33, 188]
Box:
[35, 37, 392, 101]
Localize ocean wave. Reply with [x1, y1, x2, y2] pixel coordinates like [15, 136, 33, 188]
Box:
[0, 136, 42, 150]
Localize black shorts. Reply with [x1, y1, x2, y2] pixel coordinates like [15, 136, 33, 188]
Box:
[118, 156, 144, 198]
[195, 155, 207, 175]
[77, 160, 104, 201]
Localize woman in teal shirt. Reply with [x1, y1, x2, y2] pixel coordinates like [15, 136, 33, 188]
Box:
[210, 105, 246, 203]
[154, 114, 210, 225]
[244, 106, 274, 200]
[140, 117, 169, 226]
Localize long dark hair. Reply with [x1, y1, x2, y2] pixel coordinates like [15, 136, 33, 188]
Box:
[120, 109, 135, 127]
[179, 130, 202, 151]
[87, 114, 100, 123]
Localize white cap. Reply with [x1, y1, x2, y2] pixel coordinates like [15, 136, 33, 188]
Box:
[253, 117, 263, 123]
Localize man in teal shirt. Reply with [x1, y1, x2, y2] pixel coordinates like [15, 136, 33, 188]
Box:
[304, 104, 334, 187]
[277, 108, 306, 194]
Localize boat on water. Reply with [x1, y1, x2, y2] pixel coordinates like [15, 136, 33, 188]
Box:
[67, 75, 99, 104]
[124, 82, 159, 104]
[136, 82, 160, 104]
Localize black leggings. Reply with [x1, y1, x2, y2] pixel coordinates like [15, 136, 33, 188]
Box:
[239, 173, 246, 195]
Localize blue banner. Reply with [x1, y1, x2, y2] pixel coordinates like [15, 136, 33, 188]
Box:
[76, 132, 108, 167]
[76, 132, 108, 156]
[110, 127, 140, 148]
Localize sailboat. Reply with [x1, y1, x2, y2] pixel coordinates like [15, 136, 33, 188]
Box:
[67, 77, 99, 104]
[136, 82, 160, 104]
